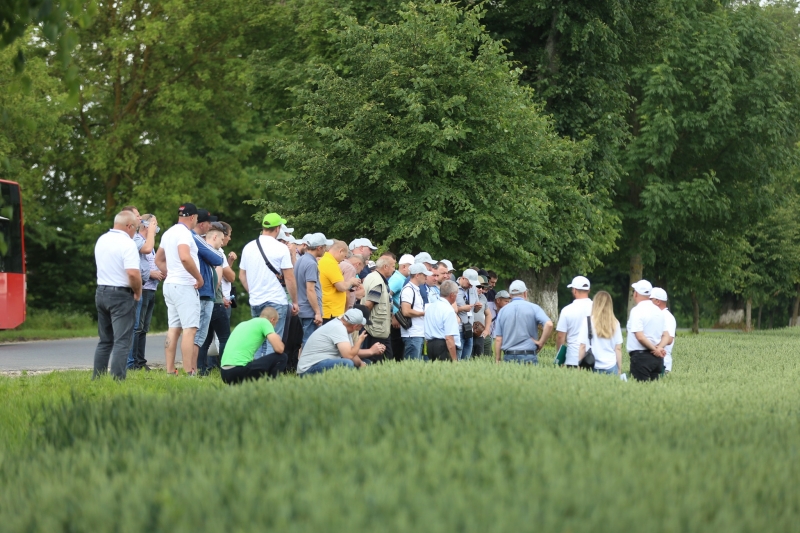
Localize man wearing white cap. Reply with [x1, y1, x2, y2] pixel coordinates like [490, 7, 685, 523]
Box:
[297, 308, 385, 376]
[455, 268, 483, 360]
[555, 276, 593, 367]
[651, 287, 676, 373]
[389, 254, 414, 358]
[425, 268, 440, 303]
[399, 263, 430, 360]
[627, 279, 666, 381]
[413, 252, 439, 304]
[437, 260, 456, 283]
[494, 280, 553, 364]
[350, 238, 378, 279]
[295, 233, 332, 347]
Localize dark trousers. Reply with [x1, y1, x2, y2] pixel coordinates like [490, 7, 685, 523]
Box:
[362, 333, 393, 363]
[629, 350, 664, 382]
[221, 352, 288, 385]
[198, 303, 232, 373]
[282, 314, 304, 374]
[93, 286, 137, 380]
[427, 338, 452, 361]
[131, 289, 157, 368]
[390, 325, 405, 362]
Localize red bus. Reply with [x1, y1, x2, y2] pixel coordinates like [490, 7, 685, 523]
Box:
[0, 180, 25, 329]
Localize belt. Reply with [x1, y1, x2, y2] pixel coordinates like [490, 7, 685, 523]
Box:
[98, 285, 133, 294]
[505, 350, 537, 355]
[428, 338, 446, 342]
[628, 349, 651, 356]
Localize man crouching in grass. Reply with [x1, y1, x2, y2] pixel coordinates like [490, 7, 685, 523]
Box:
[220, 307, 285, 385]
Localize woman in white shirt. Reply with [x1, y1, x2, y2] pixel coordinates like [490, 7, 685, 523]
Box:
[578, 291, 623, 375]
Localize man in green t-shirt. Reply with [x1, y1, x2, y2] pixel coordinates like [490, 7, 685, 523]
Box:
[220, 307, 285, 385]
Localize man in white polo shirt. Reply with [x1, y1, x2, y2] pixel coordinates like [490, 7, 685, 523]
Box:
[155, 202, 204, 376]
[93, 210, 142, 380]
[627, 279, 667, 381]
[400, 263, 428, 360]
[555, 275, 593, 368]
[651, 287, 677, 373]
[239, 212, 298, 359]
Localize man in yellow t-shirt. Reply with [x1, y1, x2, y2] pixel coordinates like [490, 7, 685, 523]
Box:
[319, 240, 361, 321]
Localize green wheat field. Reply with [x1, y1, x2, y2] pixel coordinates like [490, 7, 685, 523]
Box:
[1, 330, 799, 532]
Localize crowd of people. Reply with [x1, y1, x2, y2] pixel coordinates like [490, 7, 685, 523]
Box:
[91, 206, 677, 383]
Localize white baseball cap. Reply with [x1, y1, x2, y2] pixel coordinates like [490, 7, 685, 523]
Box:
[349, 238, 377, 251]
[306, 233, 333, 248]
[415, 252, 438, 265]
[280, 224, 294, 235]
[631, 279, 653, 296]
[462, 268, 481, 286]
[440, 259, 455, 271]
[409, 263, 429, 276]
[399, 254, 415, 265]
[509, 280, 527, 295]
[342, 308, 367, 325]
[300, 234, 313, 245]
[651, 287, 668, 302]
[567, 276, 590, 290]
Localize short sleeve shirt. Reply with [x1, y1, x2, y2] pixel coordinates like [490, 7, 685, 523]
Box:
[626, 300, 665, 352]
[295, 252, 322, 319]
[494, 298, 551, 352]
[473, 293, 489, 326]
[663, 308, 677, 356]
[297, 319, 352, 374]
[388, 271, 406, 314]
[456, 286, 478, 325]
[340, 260, 359, 311]
[361, 271, 391, 338]
[423, 298, 460, 345]
[239, 235, 292, 306]
[133, 233, 151, 283]
[221, 318, 276, 367]
[95, 229, 140, 287]
[319, 252, 346, 318]
[578, 318, 623, 370]
[400, 282, 424, 338]
[161, 222, 199, 286]
[556, 298, 593, 366]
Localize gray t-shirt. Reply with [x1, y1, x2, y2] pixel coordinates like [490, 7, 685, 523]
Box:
[456, 285, 478, 325]
[295, 252, 322, 319]
[297, 319, 351, 374]
[473, 293, 488, 326]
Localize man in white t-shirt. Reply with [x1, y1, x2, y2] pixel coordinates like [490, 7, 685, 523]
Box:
[651, 287, 676, 373]
[297, 308, 384, 375]
[626, 279, 667, 381]
[239, 212, 298, 359]
[555, 275, 593, 367]
[155, 202, 204, 375]
[93, 210, 142, 380]
[400, 263, 428, 360]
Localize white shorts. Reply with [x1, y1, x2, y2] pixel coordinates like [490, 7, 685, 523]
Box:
[164, 283, 200, 329]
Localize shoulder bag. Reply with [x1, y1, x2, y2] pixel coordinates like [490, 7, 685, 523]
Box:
[256, 238, 286, 287]
[394, 285, 415, 330]
[579, 316, 596, 370]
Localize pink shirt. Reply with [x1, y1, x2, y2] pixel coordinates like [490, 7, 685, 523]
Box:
[339, 260, 358, 310]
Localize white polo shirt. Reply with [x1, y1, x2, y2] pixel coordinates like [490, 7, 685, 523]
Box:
[626, 299, 665, 352]
[95, 229, 140, 287]
[239, 235, 292, 306]
[220, 248, 231, 299]
[161, 222, 200, 286]
[663, 308, 677, 370]
[556, 298, 593, 366]
[400, 282, 425, 338]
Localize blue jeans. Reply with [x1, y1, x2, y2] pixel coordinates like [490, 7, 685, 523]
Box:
[300, 317, 318, 346]
[126, 297, 144, 369]
[593, 365, 618, 375]
[251, 301, 288, 358]
[194, 299, 215, 348]
[504, 353, 538, 365]
[402, 337, 424, 360]
[301, 358, 355, 376]
[458, 332, 474, 361]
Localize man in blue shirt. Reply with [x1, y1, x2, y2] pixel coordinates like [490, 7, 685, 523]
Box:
[192, 209, 224, 369]
[494, 280, 554, 364]
[423, 280, 461, 362]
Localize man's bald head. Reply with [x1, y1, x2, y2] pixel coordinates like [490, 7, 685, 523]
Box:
[113, 211, 137, 237]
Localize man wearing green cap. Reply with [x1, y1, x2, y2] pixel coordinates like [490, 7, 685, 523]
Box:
[239, 213, 298, 359]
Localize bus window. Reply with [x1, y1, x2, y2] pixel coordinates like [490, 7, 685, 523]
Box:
[0, 182, 24, 274]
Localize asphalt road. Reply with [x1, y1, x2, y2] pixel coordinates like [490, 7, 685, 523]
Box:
[0, 334, 177, 371]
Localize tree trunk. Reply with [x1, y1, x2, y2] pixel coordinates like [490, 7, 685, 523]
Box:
[745, 297, 752, 332]
[791, 287, 800, 326]
[691, 290, 700, 334]
[518, 265, 560, 325]
[627, 253, 643, 316]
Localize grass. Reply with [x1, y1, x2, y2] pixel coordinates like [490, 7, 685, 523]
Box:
[0, 309, 97, 343]
[1, 330, 800, 531]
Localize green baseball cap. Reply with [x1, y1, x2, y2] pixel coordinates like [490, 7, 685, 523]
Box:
[262, 213, 287, 228]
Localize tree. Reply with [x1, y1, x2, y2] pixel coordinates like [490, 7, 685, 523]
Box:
[266, 1, 614, 318]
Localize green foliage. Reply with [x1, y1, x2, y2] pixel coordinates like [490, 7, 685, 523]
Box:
[0, 309, 96, 343]
[3, 331, 800, 530]
[266, 1, 617, 275]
